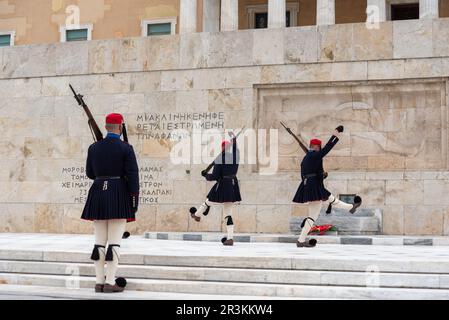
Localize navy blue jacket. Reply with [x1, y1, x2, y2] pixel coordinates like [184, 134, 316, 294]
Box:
[86, 135, 139, 195]
[204, 140, 241, 203]
[300, 135, 339, 178]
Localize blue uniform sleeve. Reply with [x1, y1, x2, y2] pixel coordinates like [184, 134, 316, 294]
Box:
[205, 162, 222, 181]
[316, 135, 339, 159]
[124, 145, 139, 194]
[86, 145, 95, 180]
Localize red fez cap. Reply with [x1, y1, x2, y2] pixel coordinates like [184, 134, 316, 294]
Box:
[310, 138, 322, 146]
[221, 140, 231, 150]
[106, 113, 124, 125]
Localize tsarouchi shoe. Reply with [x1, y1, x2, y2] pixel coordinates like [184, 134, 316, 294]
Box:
[296, 239, 317, 248]
[94, 284, 104, 293]
[103, 284, 125, 293]
[189, 207, 201, 222]
[221, 237, 234, 246]
[350, 196, 362, 214]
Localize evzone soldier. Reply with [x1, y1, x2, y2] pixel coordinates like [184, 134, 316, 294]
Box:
[293, 125, 362, 248]
[189, 134, 241, 246]
[81, 113, 139, 293]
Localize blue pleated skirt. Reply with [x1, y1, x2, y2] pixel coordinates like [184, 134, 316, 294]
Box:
[293, 177, 331, 203]
[207, 178, 242, 203]
[81, 178, 135, 222]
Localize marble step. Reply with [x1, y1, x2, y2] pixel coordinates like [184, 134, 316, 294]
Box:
[143, 232, 449, 246]
[2, 249, 449, 274]
[290, 208, 382, 235]
[0, 284, 285, 300]
[1, 260, 449, 290]
[1, 273, 449, 300]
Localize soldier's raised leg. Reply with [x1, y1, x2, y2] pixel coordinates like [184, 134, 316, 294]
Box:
[326, 194, 362, 214]
[190, 199, 212, 222]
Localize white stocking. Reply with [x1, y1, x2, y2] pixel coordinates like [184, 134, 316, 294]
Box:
[105, 219, 126, 285]
[93, 220, 108, 285]
[195, 199, 212, 217]
[327, 194, 352, 211]
[223, 203, 234, 240]
[298, 201, 322, 243]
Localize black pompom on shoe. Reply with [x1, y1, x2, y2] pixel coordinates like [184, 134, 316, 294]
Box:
[350, 196, 362, 214]
[221, 237, 234, 246]
[190, 207, 200, 222]
[115, 277, 127, 288]
[122, 231, 130, 239]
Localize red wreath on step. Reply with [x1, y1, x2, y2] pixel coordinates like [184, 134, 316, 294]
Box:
[308, 224, 337, 235]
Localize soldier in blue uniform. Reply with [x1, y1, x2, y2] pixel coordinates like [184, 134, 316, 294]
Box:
[293, 125, 362, 248]
[81, 113, 139, 293]
[190, 136, 241, 246]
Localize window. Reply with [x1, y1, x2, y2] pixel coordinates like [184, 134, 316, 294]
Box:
[0, 31, 14, 47]
[59, 24, 93, 42]
[391, 3, 419, 20]
[255, 11, 291, 29]
[141, 18, 176, 37]
[386, 1, 419, 20]
[247, 3, 299, 29]
[147, 23, 171, 36]
[66, 29, 88, 41]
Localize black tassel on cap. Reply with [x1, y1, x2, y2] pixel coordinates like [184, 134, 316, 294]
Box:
[326, 203, 332, 214]
[90, 245, 105, 261]
[105, 244, 120, 261]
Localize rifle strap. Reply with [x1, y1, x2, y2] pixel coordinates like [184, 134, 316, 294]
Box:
[88, 122, 96, 142]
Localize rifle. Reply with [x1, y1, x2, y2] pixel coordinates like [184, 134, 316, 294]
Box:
[69, 84, 103, 142]
[202, 127, 246, 175]
[280, 121, 308, 153]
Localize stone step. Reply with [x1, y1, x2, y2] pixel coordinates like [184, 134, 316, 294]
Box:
[290, 208, 382, 235]
[2, 248, 449, 274]
[1, 260, 448, 290]
[0, 284, 284, 300]
[1, 272, 448, 299]
[144, 232, 449, 246]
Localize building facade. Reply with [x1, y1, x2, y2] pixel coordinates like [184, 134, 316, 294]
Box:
[1, 0, 449, 236]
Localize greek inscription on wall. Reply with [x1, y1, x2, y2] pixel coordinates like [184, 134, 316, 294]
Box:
[60, 165, 173, 204]
[136, 112, 225, 140]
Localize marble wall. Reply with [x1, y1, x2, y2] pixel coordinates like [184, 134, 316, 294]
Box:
[1, 19, 449, 235]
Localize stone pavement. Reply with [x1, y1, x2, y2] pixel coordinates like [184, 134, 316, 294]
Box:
[1, 233, 449, 299]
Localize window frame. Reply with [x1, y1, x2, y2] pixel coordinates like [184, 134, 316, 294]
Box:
[386, 0, 419, 20]
[246, 2, 299, 29]
[59, 24, 93, 42]
[0, 30, 15, 47]
[141, 18, 177, 37]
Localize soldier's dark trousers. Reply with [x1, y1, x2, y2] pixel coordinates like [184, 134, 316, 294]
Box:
[93, 219, 126, 285]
